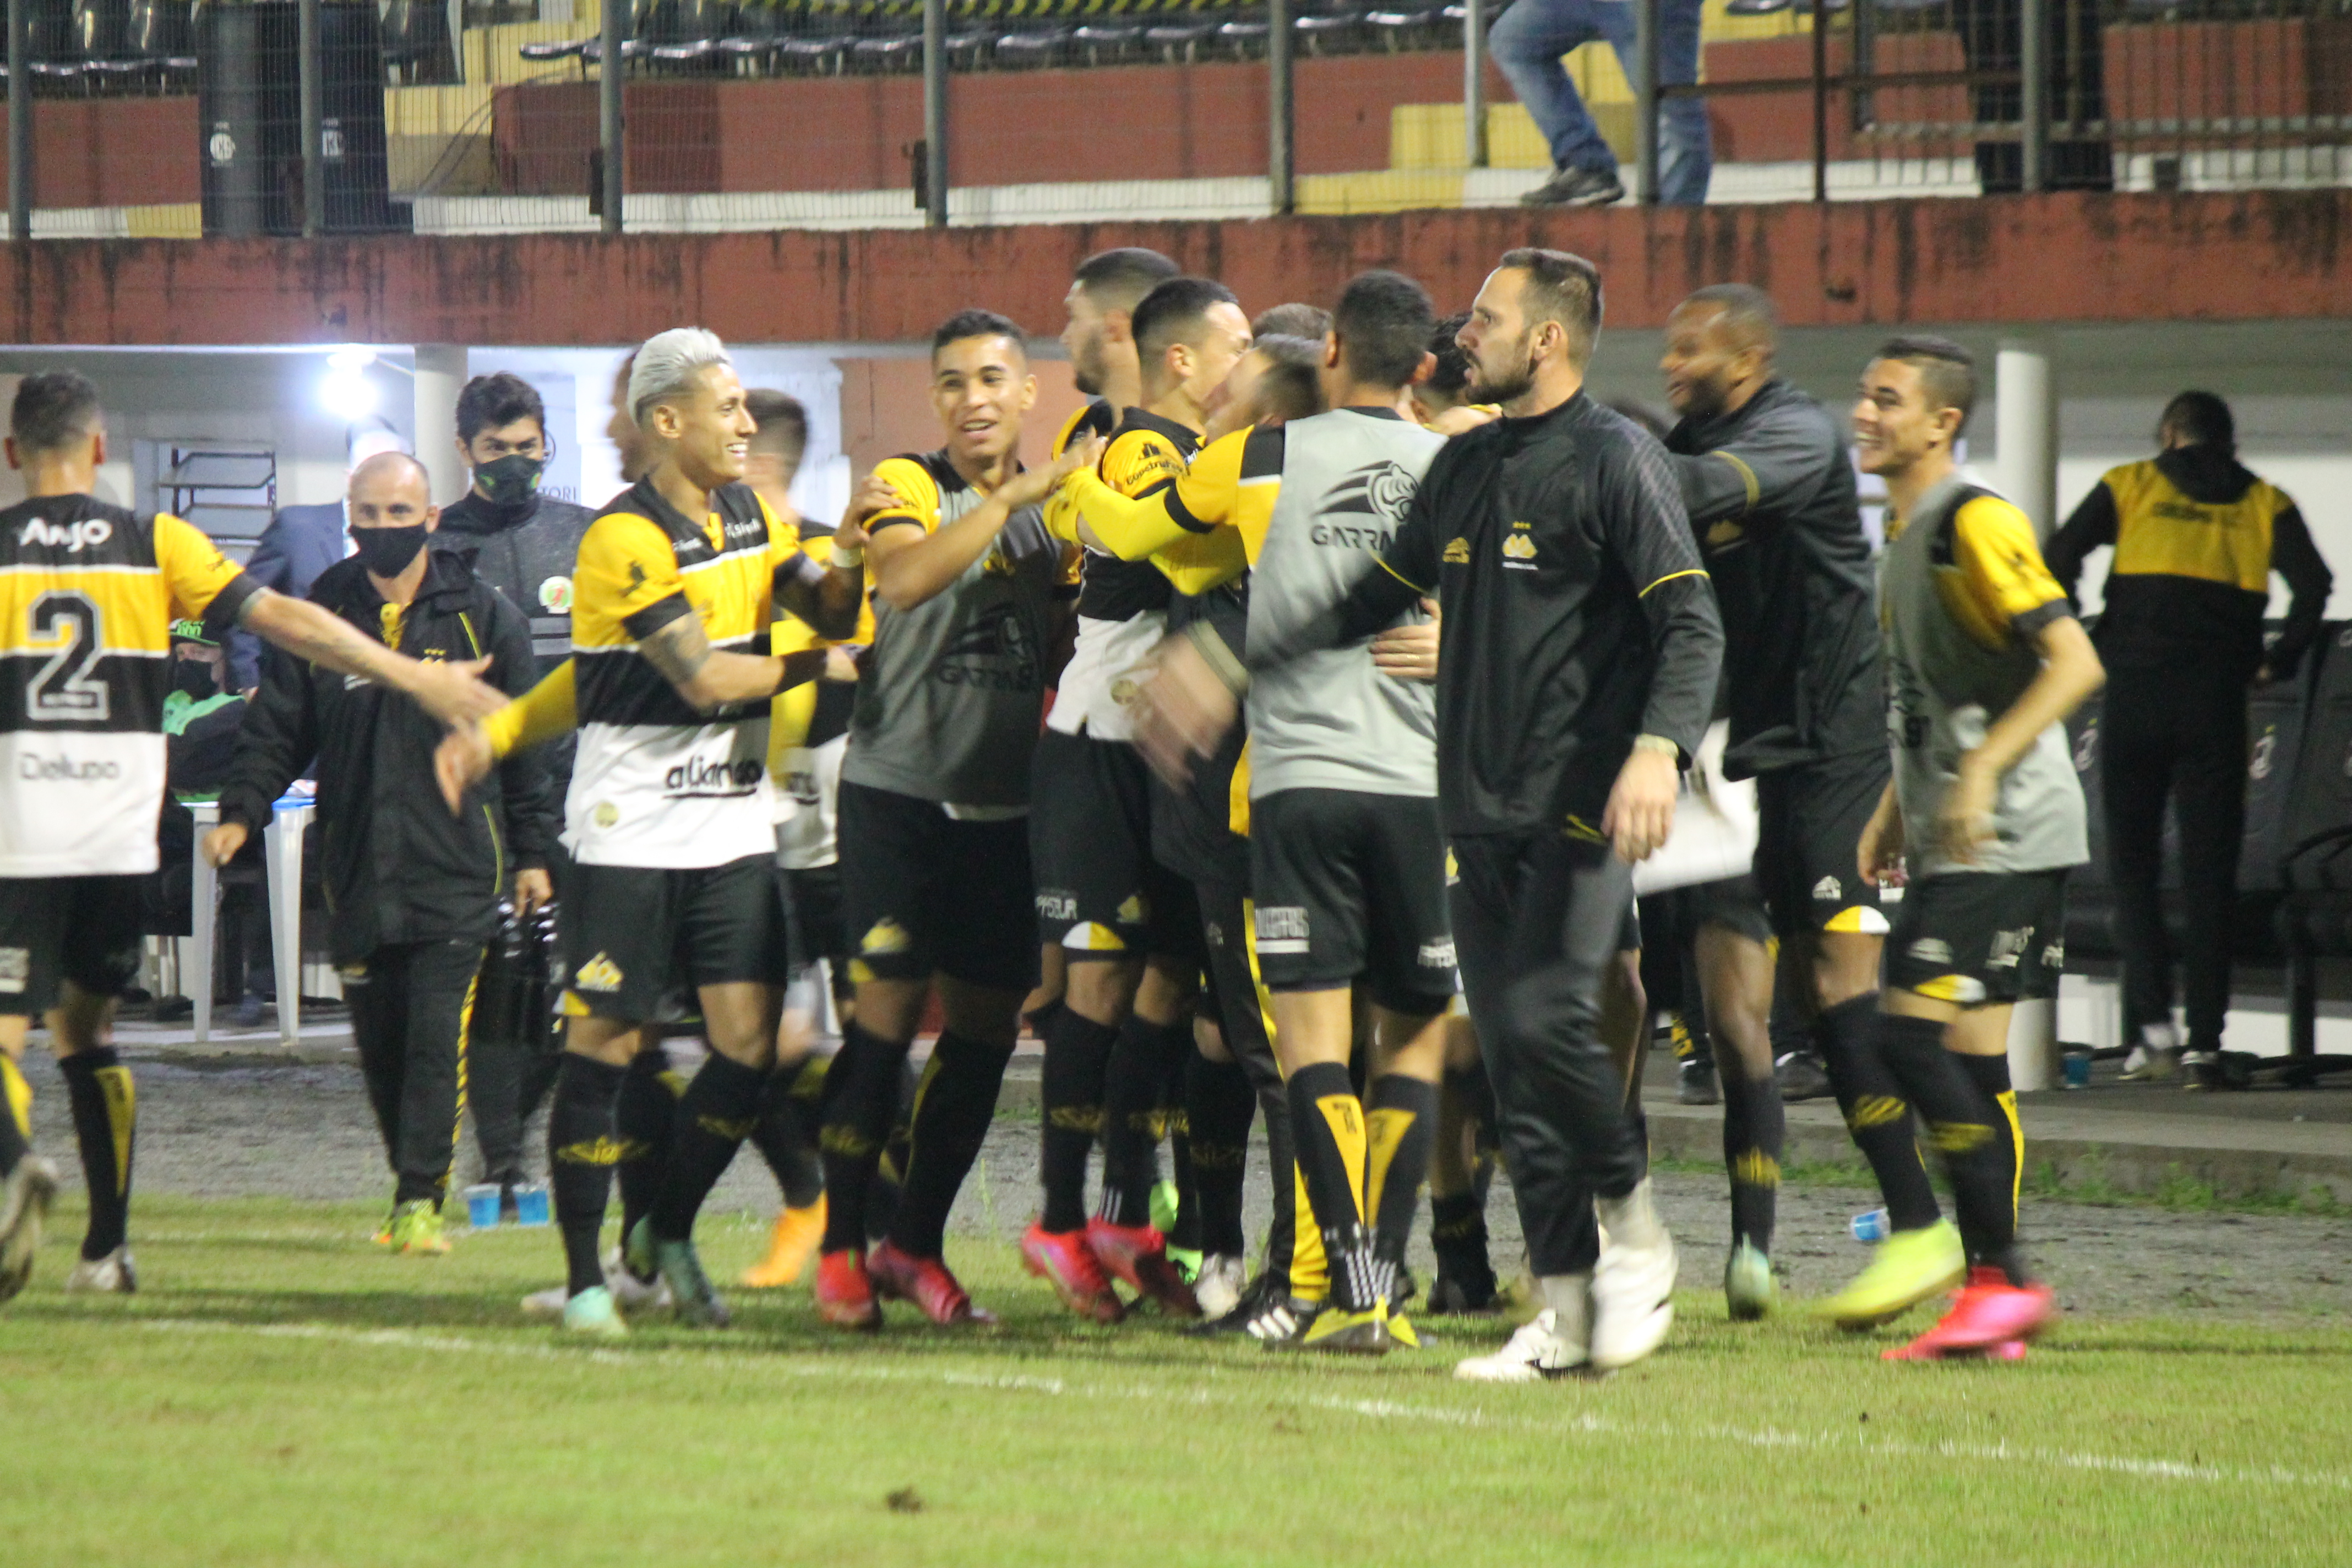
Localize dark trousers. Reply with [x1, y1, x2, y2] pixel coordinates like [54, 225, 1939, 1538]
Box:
[1195, 874, 1298, 1282]
[348, 938, 486, 1205]
[470, 1033, 562, 1186]
[1448, 830, 1647, 1277]
[2102, 664, 2248, 1049]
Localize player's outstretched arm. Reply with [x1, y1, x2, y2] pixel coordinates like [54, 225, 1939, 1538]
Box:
[238, 588, 507, 726]
[638, 612, 832, 714]
[871, 447, 1088, 611]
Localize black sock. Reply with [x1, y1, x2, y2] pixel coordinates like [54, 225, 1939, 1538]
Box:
[1038, 1007, 1118, 1233]
[1364, 1073, 1435, 1275]
[614, 1050, 680, 1260]
[0, 1055, 29, 1177]
[1670, 1009, 1708, 1064]
[1097, 1013, 1193, 1229]
[1428, 1192, 1494, 1302]
[1184, 1050, 1253, 1258]
[1877, 1012, 2024, 1282]
[548, 1054, 627, 1297]
[889, 1030, 1014, 1260]
[650, 1052, 769, 1243]
[751, 1055, 826, 1210]
[59, 1050, 134, 1259]
[1815, 994, 1942, 1232]
[1286, 1061, 1374, 1309]
[1722, 1061, 1784, 1254]
[818, 1022, 908, 1254]
[1168, 1106, 1200, 1251]
[1256, 1072, 1298, 1289]
[1961, 1049, 2030, 1287]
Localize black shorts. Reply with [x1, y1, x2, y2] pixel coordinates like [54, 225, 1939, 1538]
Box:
[1250, 788, 1456, 1013]
[1885, 869, 2068, 1008]
[1754, 753, 1891, 940]
[839, 781, 1038, 993]
[558, 853, 787, 1021]
[1030, 729, 1202, 964]
[1679, 873, 1774, 946]
[783, 863, 848, 972]
[0, 875, 143, 1017]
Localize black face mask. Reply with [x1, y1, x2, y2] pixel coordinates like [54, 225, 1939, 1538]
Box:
[351, 524, 429, 578]
[473, 453, 546, 508]
[172, 660, 217, 700]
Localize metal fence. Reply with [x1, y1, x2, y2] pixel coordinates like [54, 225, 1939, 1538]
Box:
[0, 0, 2340, 238]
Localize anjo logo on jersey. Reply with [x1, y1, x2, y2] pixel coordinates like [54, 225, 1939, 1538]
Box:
[17, 516, 114, 553]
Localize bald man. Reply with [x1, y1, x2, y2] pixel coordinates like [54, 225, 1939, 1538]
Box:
[209, 451, 558, 1255]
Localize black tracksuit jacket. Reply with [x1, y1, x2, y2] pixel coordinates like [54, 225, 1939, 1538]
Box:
[1253, 390, 1724, 838]
[220, 551, 557, 965]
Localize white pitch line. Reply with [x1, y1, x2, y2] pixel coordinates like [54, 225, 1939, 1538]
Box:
[129, 1316, 2352, 1494]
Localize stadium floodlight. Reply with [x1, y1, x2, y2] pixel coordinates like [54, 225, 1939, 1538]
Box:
[320, 348, 379, 423]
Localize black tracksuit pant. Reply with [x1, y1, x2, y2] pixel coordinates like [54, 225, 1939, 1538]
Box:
[1448, 829, 1648, 1278]
[349, 938, 486, 1205]
[2101, 662, 2247, 1051]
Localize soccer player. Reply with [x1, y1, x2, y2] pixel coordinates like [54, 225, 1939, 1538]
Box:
[1850, 336, 2102, 1360]
[433, 371, 598, 1211]
[443, 330, 865, 1336]
[1131, 251, 1722, 1379]
[743, 386, 867, 1287]
[0, 370, 508, 1302]
[1657, 284, 1929, 1323]
[1023, 275, 1250, 1323]
[204, 451, 556, 1256]
[810, 311, 1086, 1329]
[1058, 272, 1466, 1354]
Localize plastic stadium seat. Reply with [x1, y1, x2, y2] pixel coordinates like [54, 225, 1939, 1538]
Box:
[774, 34, 856, 70]
[520, 37, 587, 59]
[993, 26, 1071, 62]
[851, 32, 922, 65]
[578, 35, 651, 63]
[1144, 18, 1217, 59]
[1072, 21, 1141, 61]
[650, 37, 718, 63]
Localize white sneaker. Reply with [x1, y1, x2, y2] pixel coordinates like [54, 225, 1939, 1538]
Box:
[603, 1245, 673, 1313]
[2122, 1022, 2180, 1081]
[1590, 1189, 1677, 1370]
[62, 1246, 136, 1294]
[520, 1284, 569, 1321]
[1194, 1254, 1248, 1321]
[1453, 1308, 1589, 1382]
[0, 1157, 59, 1304]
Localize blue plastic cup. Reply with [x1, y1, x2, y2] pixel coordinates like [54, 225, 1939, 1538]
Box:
[2063, 1050, 2092, 1089]
[1850, 1207, 1891, 1244]
[513, 1182, 551, 1227]
[463, 1183, 500, 1229]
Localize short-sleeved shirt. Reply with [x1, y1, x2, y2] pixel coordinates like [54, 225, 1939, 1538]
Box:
[565, 475, 801, 869]
[0, 496, 257, 875]
[1879, 478, 2086, 877]
[843, 449, 1075, 809]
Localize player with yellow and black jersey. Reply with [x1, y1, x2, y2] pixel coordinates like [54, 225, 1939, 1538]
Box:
[809, 310, 1088, 1331]
[0, 370, 511, 1303]
[442, 330, 864, 1338]
[1020, 276, 1252, 1325]
[2046, 391, 2332, 1088]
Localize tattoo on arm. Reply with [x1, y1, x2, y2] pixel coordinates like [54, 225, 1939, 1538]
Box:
[640, 614, 714, 690]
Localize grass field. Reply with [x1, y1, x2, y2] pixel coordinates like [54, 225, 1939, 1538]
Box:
[4, 1194, 2348, 1567]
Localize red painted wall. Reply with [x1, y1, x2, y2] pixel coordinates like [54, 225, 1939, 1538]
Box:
[0, 96, 202, 209]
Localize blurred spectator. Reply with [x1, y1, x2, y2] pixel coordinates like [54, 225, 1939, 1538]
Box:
[2046, 391, 2332, 1087]
[1492, 0, 1711, 206]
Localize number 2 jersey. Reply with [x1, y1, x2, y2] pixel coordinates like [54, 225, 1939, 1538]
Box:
[0, 495, 258, 876]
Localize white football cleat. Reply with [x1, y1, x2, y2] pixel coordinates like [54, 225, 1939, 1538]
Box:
[1453, 1307, 1589, 1382]
[0, 1157, 59, 1305]
[62, 1246, 136, 1294]
[1193, 1254, 1248, 1321]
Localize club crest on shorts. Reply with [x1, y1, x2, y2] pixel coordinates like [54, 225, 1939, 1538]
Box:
[1813, 874, 1842, 901]
[573, 953, 624, 992]
[861, 919, 911, 955]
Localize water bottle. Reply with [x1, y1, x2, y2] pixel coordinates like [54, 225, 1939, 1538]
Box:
[1850, 1207, 1890, 1243]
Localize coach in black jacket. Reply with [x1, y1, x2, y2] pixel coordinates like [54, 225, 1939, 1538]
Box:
[208, 452, 556, 1251]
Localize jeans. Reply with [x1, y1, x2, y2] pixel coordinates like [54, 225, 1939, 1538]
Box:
[1487, 0, 1712, 205]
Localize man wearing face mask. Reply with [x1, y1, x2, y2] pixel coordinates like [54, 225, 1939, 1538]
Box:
[433, 373, 600, 1205]
[208, 451, 557, 1256]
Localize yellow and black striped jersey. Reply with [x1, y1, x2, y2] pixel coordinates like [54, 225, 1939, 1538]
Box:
[565, 475, 804, 869]
[1054, 421, 1276, 595]
[0, 494, 256, 875]
[1885, 491, 2071, 653]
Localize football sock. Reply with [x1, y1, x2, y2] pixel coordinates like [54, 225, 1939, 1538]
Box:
[548, 1053, 627, 1297]
[1669, 1009, 1708, 1065]
[750, 1054, 826, 1210]
[888, 1030, 1013, 1260]
[1364, 1072, 1435, 1278]
[1722, 1061, 1784, 1254]
[1959, 1049, 2030, 1287]
[1167, 1104, 1200, 1253]
[651, 1052, 769, 1243]
[1286, 1061, 1374, 1309]
[1097, 1012, 1192, 1229]
[1038, 1007, 1118, 1234]
[1183, 1049, 1254, 1258]
[0, 1054, 29, 1177]
[614, 1049, 682, 1264]
[59, 1049, 133, 1259]
[1815, 994, 1942, 1232]
[1877, 1012, 2024, 1282]
[818, 1022, 907, 1254]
